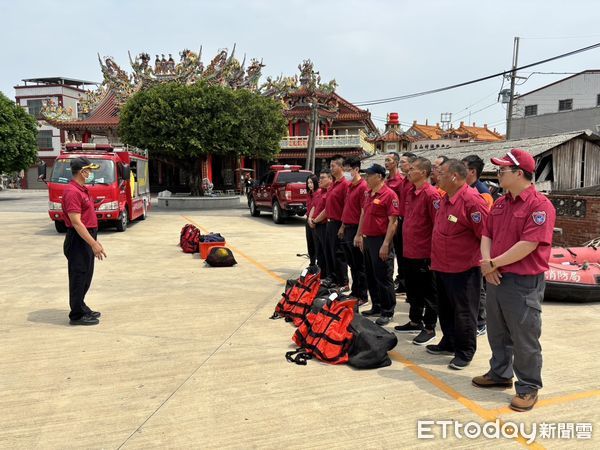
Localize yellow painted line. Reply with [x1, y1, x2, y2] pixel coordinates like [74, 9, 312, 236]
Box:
[181, 216, 286, 284]
[389, 351, 545, 449]
[489, 390, 600, 416]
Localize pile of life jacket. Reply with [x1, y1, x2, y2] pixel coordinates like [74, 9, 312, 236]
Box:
[274, 267, 398, 369]
[180, 224, 201, 253]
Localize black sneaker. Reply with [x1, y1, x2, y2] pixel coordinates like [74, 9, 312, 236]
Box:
[361, 308, 381, 317]
[413, 329, 436, 346]
[69, 314, 99, 326]
[375, 316, 393, 326]
[394, 321, 423, 333]
[448, 357, 470, 370]
[89, 311, 101, 319]
[426, 344, 454, 356]
[477, 325, 487, 337]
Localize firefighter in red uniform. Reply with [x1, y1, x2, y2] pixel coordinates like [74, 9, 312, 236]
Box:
[61, 157, 107, 326]
[338, 157, 368, 304]
[308, 170, 332, 278]
[313, 156, 349, 287]
[354, 164, 400, 326]
[384, 152, 416, 294]
[395, 157, 441, 345]
[473, 149, 556, 412]
[383, 153, 405, 293]
[428, 159, 489, 370]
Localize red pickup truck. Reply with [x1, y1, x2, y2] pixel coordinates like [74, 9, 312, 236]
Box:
[249, 165, 312, 223]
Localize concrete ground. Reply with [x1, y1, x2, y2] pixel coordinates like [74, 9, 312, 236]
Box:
[0, 190, 598, 449]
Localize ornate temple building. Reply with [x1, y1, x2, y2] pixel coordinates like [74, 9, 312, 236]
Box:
[36, 50, 376, 192]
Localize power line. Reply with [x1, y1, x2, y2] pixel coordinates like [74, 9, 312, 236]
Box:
[453, 102, 499, 124]
[352, 41, 600, 107]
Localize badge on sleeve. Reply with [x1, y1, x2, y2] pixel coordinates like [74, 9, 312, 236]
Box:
[532, 211, 547, 225]
[470, 211, 482, 223]
[433, 199, 440, 210]
[392, 199, 399, 208]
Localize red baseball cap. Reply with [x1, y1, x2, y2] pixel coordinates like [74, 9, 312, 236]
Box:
[491, 148, 535, 173]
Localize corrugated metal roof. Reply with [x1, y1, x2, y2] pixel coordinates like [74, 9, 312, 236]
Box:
[362, 130, 600, 173]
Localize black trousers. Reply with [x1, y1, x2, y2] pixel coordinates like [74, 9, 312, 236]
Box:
[478, 278, 487, 327]
[393, 219, 406, 288]
[341, 224, 368, 300]
[305, 221, 317, 266]
[435, 268, 481, 362]
[363, 236, 396, 317]
[64, 228, 97, 320]
[314, 223, 329, 278]
[404, 258, 438, 329]
[325, 220, 348, 285]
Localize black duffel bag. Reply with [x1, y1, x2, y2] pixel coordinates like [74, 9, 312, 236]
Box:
[205, 247, 237, 267]
[347, 315, 398, 369]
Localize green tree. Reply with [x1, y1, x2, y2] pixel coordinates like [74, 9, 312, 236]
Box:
[119, 82, 286, 195]
[0, 92, 38, 174]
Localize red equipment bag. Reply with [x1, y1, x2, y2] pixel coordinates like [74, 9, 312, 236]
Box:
[288, 299, 356, 365]
[271, 266, 321, 326]
[180, 224, 201, 253]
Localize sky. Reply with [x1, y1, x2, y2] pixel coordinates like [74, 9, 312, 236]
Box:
[2, 0, 599, 134]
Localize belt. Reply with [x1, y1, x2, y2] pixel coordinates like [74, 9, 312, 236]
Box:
[327, 219, 342, 223]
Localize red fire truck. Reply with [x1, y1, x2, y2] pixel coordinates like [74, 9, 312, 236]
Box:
[39, 143, 151, 233]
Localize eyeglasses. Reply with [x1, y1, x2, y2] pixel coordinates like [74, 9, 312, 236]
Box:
[496, 168, 515, 175]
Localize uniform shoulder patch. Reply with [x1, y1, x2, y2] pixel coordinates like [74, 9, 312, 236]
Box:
[532, 211, 547, 225]
[470, 211, 482, 223]
[433, 199, 441, 210]
[392, 198, 399, 208]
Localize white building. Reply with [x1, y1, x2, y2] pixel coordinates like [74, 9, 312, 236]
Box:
[511, 70, 600, 139]
[14, 77, 97, 188]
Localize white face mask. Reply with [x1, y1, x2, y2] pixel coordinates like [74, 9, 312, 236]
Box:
[343, 171, 353, 181]
[84, 171, 93, 183]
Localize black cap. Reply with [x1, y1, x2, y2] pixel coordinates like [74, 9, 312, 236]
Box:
[70, 157, 99, 173]
[364, 163, 386, 176]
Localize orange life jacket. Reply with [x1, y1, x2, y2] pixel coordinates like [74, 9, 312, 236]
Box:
[290, 299, 356, 364]
[273, 267, 321, 326]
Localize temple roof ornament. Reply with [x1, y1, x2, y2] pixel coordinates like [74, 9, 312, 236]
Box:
[41, 49, 340, 128]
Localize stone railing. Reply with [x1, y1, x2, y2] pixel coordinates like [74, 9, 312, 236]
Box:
[280, 130, 375, 154]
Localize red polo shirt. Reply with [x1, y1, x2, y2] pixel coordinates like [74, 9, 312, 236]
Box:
[403, 182, 441, 259]
[385, 171, 404, 197]
[361, 184, 400, 237]
[483, 185, 556, 275]
[431, 183, 489, 273]
[306, 192, 315, 217]
[62, 180, 98, 229]
[311, 188, 327, 219]
[341, 178, 368, 225]
[325, 176, 349, 221]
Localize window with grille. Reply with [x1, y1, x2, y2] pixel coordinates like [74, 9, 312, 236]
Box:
[524, 105, 538, 116]
[27, 99, 44, 117]
[37, 130, 53, 149]
[558, 99, 573, 111]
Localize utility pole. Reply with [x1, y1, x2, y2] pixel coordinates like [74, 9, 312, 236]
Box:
[506, 36, 520, 140]
[305, 102, 318, 172]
